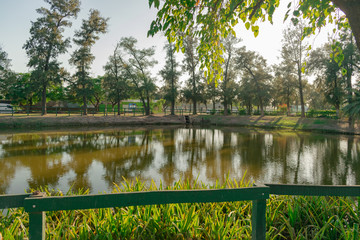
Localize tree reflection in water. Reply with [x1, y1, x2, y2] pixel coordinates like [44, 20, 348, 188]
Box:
[0, 127, 360, 194]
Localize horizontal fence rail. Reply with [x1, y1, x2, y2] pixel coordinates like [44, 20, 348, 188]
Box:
[1, 184, 360, 240]
[23, 187, 269, 212]
[265, 184, 360, 196]
[0, 193, 31, 209]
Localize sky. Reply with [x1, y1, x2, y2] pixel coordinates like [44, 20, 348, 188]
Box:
[0, 0, 335, 82]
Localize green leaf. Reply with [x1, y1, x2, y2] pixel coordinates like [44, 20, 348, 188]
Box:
[245, 22, 250, 30]
[342, 68, 347, 76]
[251, 25, 259, 37]
[291, 18, 299, 26]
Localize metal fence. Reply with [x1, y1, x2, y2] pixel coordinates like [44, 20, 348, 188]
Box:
[1, 184, 360, 240]
[0, 105, 341, 119]
[0, 106, 147, 117]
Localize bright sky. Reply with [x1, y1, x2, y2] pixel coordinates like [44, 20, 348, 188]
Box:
[0, 0, 335, 82]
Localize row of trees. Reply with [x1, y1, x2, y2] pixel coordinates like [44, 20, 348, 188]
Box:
[1, 0, 108, 115]
[0, 0, 359, 121]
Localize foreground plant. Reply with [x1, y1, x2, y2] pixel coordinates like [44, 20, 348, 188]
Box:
[1, 177, 360, 239]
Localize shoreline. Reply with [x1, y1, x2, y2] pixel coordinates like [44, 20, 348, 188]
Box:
[0, 114, 358, 135]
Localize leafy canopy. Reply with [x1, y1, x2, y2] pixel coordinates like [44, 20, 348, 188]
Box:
[148, 0, 351, 83]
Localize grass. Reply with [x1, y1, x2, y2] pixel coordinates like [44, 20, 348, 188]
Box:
[1, 178, 360, 239]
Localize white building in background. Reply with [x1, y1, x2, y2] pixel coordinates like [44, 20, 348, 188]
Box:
[290, 105, 309, 113]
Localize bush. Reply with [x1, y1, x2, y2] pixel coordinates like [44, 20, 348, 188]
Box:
[306, 109, 338, 119]
[238, 109, 247, 115]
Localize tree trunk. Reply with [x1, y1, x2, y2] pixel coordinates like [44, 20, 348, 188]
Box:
[83, 95, 87, 115]
[41, 85, 47, 116]
[259, 97, 264, 116]
[171, 78, 175, 115]
[246, 102, 252, 115]
[286, 88, 291, 116]
[192, 99, 197, 115]
[224, 98, 228, 116]
[29, 98, 33, 107]
[147, 96, 151, 115]
[171, 99, 175, 115]
[286, 97, 290, 116]
[117, 99, 121, 115]
[298, 68, 305, 118]
[346, 41, 354, 128]
[332, 0, 360, 51]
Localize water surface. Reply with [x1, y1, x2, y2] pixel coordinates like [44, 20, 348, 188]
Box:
[1, 126, 359, 194]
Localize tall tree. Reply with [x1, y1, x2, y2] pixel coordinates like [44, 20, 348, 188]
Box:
[236, 48, 272, 116]
[273, 63, 298, 115]
[88, 77, 104, 112]
[0, 46, 10, 75]
[159, 42, 180, 115]
[203, 77, 220, 112]
[220, 35, 240, 115]
[69, 9, 108, 115]
[182, 35, 203, 115]
[340, 29, 360, 126]
[309, 37, 360, 118]
[118, 37, 157, 116]
[0, 46, 12, 99]
[325, 46, 344, 116]
[238, 75, 255, 115]
[23, 0, 80, 115]
[103, 43, 129, 115]
[281, 24, 309, 117]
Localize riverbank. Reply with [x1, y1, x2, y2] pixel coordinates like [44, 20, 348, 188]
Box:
[192, 115, 360, 135]
[0, 114, 358, 134]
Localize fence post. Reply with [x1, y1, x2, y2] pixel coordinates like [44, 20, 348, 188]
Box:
[133, 108, 135, 116]
[28, 191, 46, 240]
[252, 199, 266, 240]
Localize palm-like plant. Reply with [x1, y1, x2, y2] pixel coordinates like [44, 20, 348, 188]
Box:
[343, 90, 360, 119]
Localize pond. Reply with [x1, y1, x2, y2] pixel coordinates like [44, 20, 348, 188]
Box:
[0, 126, 359, 194]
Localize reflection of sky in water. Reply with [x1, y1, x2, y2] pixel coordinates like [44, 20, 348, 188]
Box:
[0, 127, 360, 194]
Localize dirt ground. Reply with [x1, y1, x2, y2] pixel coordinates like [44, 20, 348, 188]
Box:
[0, 114, 359, 135]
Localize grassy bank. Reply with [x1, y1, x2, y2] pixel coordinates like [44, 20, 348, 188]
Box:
[193, 115, 360, 135]
[0, 114, 359, 135]
[0, 115, 186, 129]
[1, 178, 359, 239]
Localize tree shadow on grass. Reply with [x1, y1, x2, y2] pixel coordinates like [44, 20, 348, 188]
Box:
[295, 117, 307, 129]
[253, 116, 263, 123]
[269, 117, 282, 126]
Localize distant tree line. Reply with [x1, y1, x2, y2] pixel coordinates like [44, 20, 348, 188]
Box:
[0, 0, 359, 123]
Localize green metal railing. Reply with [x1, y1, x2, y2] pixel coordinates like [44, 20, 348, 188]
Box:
[1, 184, 360, 240]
